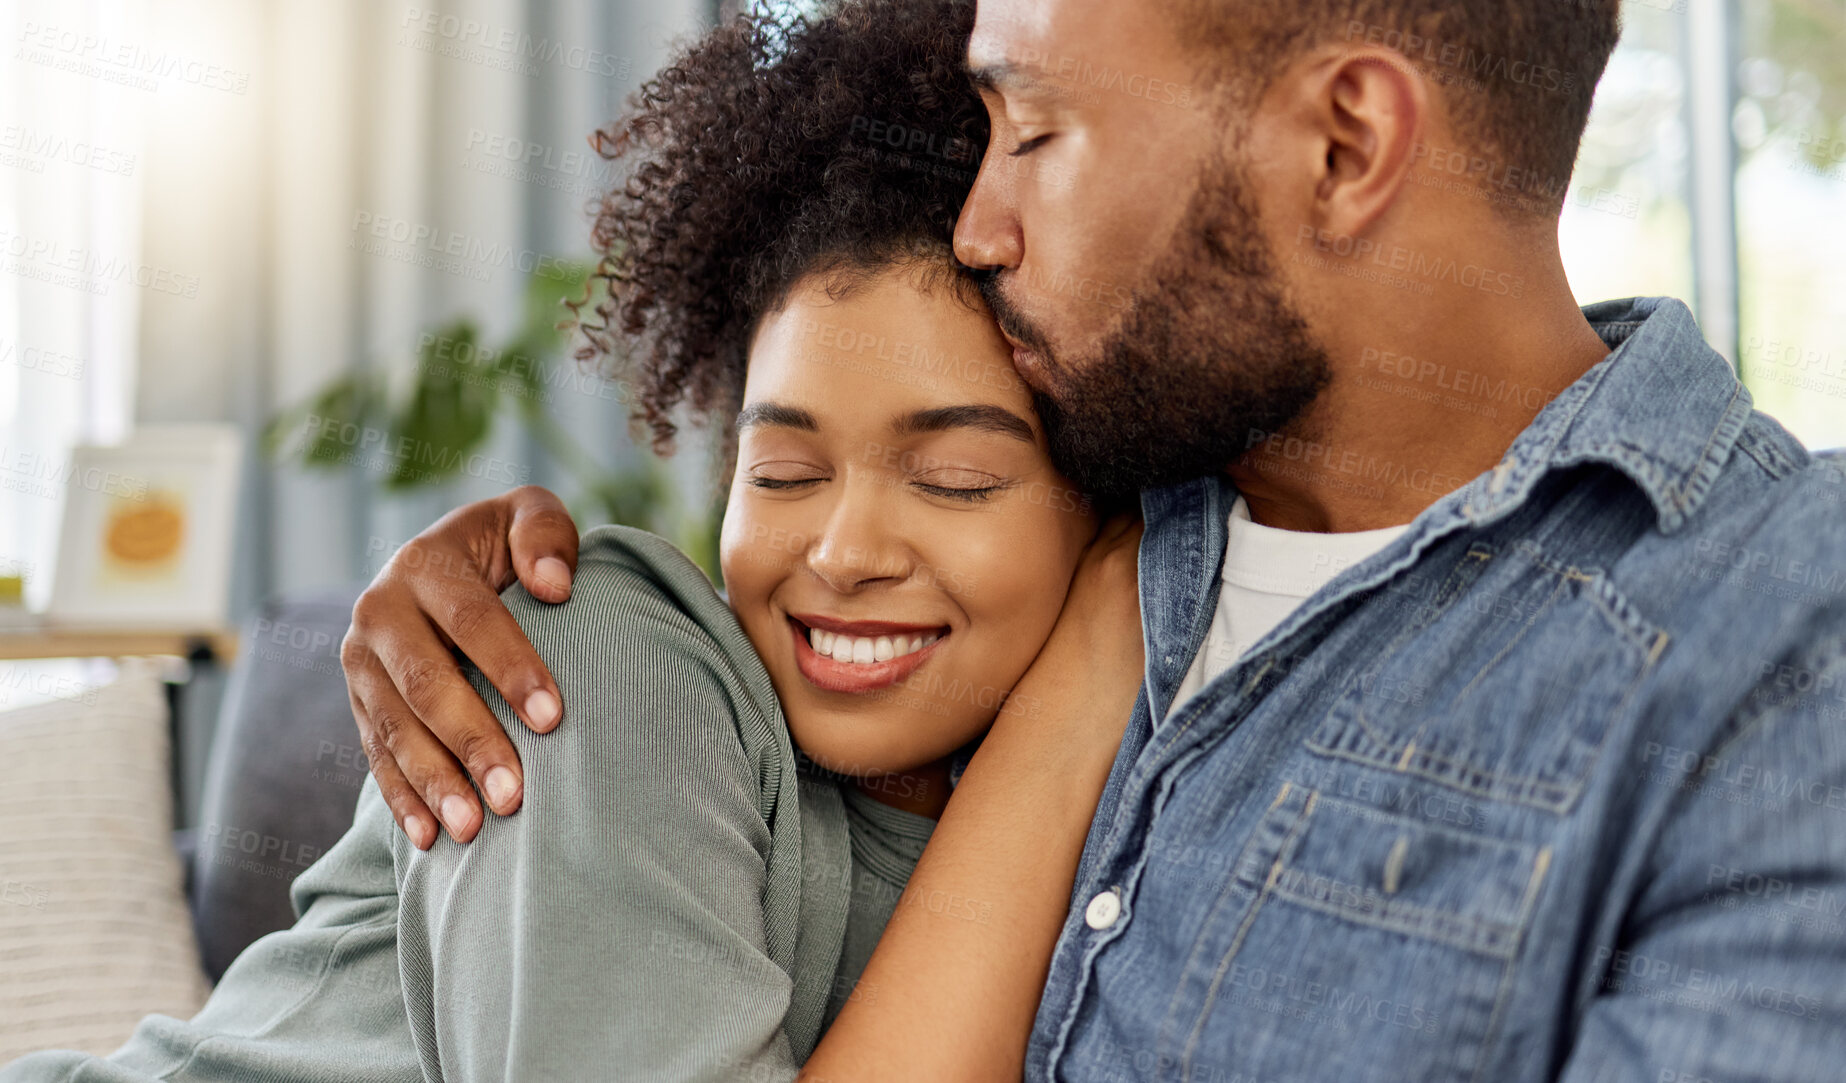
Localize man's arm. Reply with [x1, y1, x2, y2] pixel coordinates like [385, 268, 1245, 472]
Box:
[1559, 636, 1846, 1082]
[340, 485, 581, 849]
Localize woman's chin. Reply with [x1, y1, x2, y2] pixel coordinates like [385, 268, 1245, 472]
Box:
[786, 710, 988, 781]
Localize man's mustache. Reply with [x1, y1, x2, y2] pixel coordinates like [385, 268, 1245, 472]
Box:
[974, 273, 1055, 358]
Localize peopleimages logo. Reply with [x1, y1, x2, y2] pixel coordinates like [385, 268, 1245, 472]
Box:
[299, 414, 533, 488]
[1344, 21, 1577, 96]
[848, 115, 978, 167]
[1693, 538, 1846, 595]
[463, 129, 620, 186]
[0, 230, 200, 298]
[1361, 347, 1560, 411]
[1592, 945, 1821, 1020]
[1004, 48, 1193, 107]
[1295, 226, 1527, 299]
[0, 125, 137, 176]
[348, 211, 580, 284]
[15, 22, 251, 94]
[398, 8, 630, 79]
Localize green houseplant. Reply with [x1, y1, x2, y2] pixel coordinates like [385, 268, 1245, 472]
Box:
[262, 261, 723, 582]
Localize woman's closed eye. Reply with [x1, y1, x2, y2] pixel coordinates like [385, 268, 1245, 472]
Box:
[749, 477, 823, 491]
[745, 462, 829, 491]
[913, 468, 1014, 503]
[915, 483, 1006, 503]
[745, 467, 1014, 503]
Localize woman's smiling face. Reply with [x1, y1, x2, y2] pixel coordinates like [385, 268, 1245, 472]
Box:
[720, 264, 1098, 778]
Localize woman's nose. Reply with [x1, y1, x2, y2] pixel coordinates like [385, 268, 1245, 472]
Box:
[803, 485, 914, 594]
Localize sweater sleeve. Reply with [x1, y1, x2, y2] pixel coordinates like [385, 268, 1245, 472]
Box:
[393, 525, 816, 1083]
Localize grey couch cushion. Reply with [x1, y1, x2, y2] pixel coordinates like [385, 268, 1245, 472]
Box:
[190, 583, 368, 980]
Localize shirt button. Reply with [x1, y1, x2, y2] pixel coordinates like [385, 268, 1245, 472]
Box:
[1084, 888, 1123, 930]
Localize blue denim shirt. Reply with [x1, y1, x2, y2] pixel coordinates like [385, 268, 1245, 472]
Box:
[1028, 297, 1846, 1082]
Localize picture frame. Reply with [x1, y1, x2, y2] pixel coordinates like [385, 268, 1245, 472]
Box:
[45, 425, 243, 630]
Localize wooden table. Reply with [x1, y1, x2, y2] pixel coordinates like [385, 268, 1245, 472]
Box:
[0, 626, 240, 663]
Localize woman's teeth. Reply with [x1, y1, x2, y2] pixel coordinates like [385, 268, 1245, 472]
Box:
[807, 627, 940, 664]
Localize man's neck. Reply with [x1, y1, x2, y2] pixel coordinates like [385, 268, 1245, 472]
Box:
[1228, 252, 1610, 534]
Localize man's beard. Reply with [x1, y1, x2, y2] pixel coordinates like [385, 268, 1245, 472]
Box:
[979, 152, 1330, 501]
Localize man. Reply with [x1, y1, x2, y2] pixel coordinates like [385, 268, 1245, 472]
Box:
[347, 0, 1846, 1079]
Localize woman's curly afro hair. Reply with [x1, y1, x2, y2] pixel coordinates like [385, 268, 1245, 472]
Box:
[576, 0, 988, 472]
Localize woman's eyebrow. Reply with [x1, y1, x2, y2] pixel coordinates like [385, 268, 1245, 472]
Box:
[736, 401, 819, 432]
[892, 404, 1036, 444]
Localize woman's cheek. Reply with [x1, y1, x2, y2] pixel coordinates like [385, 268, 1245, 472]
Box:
[717, 487, 757, 586]
[990, 570, 1070, 680]
[723, 497, 816, 587]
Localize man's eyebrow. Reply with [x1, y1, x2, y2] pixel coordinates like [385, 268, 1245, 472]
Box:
[893, 404, 1036, 444]
[736, 402, 819, 432]
[967, 60, 1046, 96]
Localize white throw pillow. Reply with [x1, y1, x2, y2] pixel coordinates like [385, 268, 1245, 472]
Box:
[0, 657, 211, 1061]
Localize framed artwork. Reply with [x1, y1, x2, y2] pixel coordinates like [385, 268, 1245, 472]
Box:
[45, 425, 243, 630]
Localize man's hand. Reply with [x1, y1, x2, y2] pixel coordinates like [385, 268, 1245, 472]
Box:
[340, 486, 581, 849]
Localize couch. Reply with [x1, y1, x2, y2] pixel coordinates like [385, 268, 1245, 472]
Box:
[179, 583, 370, 980]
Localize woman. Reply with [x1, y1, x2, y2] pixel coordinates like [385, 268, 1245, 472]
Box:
[0, 1, 1141, 1080]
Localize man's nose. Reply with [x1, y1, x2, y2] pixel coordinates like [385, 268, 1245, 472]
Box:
[954, 159, 1024, 271]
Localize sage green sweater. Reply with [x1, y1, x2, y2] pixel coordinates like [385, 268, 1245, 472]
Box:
[0, 525, 934, 1082]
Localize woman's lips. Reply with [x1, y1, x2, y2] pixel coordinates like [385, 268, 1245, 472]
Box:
[788, 616, 948, 694]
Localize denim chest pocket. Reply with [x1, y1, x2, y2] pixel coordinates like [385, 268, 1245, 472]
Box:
[1155, 787, 1551, 1083]
[1306, 541, 1669, 814]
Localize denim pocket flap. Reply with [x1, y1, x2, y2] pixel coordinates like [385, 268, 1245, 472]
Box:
[1258, 793, 1549, 959]
[1306, 551, 1667, 813]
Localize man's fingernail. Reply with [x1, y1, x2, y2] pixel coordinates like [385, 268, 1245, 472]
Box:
[484, 766, 520, 810]
[441, 794, 473, 837]
[405, 814, 432, 849]
[536, 556, 571, 593]
[526, 689, 561, 728]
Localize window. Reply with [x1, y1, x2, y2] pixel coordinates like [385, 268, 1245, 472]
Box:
[1732, 0, 1846, 448]
[0, 0, 146, 609]
[1563, 0, 1846, 451]
[1559, 1, 1697, 311]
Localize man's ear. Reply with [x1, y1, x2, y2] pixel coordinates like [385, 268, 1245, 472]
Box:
[1296, 47, 1430, 240]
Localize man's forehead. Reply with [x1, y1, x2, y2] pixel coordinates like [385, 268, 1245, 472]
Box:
[970, 0, 1180, 83]
[968, 0, 1050, 71]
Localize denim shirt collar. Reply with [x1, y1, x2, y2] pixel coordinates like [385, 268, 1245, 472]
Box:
[1135, 297, 1755, 722]
[1480, 296, 1754, 535]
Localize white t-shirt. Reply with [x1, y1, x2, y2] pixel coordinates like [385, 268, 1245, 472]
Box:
[1163, 495, 1409, 723]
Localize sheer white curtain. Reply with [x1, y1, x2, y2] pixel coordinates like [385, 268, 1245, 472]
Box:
[0, 0, 148, 610]
[46, 0, 714, 619]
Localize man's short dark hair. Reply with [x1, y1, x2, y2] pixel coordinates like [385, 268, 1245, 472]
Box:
[1170, 0, 1622, 218]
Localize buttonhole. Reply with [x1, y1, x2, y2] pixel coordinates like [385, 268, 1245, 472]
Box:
[1383, 834, 1409, 895]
